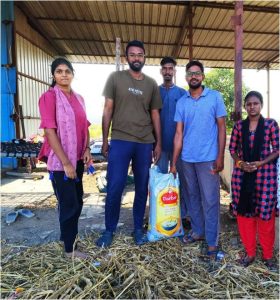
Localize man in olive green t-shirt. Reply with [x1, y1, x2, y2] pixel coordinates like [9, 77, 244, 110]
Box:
[96, 40, 162, 248]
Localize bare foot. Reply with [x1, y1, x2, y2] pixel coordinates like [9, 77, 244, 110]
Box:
[65, 250, 89, 260]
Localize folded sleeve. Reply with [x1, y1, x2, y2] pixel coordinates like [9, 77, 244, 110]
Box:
[39, 90, 57, 129]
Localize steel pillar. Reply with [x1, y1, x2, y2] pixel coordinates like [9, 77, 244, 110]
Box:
[188, 3, 193, 61]
[231, 0, 243, 121]
[266, 64, 270, 118]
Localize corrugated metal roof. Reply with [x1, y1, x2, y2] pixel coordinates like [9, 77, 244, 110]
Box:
[15, 1, 279, 69]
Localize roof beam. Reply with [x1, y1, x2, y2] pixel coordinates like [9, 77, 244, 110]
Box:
[53, 38, 278, 52]
[257, 53, 280, 70]
[192, 1, 279, 14]
[171, 3, 191, 58]
[36, 18, 279, 36]
[15, 2, 64, 56]
[129, 1, 279, 14]
[64, 52, 274, 64]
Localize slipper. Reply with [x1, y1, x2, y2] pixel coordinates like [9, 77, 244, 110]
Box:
[181, 232, 204, 245]
[133, 229, 148, 246]
[6, 211, 18, 224]
[237, 255, 255, 267]
[17, 209, 35, 218]
[263, 259, 278, 272]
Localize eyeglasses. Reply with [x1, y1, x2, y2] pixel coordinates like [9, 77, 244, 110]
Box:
[128, 53, 145, 59]
[186, 71, 203, 77]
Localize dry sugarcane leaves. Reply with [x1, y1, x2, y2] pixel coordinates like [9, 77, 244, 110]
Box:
[1, 231, 279, 299]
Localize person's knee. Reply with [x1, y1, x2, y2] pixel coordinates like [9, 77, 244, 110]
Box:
[59, 206, 79, 223]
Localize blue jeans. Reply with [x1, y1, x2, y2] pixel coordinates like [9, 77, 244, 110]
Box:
[181, 160, 220, 247]
[105, 140, 153, 232]
[156, 151, 188, 218]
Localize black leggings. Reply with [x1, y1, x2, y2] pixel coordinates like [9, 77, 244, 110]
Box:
[51, 160, 84, 252]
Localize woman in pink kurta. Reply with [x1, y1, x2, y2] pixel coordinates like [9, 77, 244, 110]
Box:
[38, 57, 91, 259]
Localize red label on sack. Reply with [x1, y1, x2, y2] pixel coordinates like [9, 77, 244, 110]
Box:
[161, 190, 178, 205]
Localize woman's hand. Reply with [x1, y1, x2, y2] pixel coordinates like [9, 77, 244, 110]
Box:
[250, 161, 263, 168]
[83, 147, 91, 164]
[241, 161, 258, 173]
[63, 162, 76, 179]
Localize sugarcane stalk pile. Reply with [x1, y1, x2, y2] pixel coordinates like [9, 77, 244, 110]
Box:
[1, 231, 279, 299]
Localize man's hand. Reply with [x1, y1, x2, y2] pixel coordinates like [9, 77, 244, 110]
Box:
[153, 143, 161, 164]
[102, 140, 109, 158]
[169, 165, 177, 178]
[212, 155, 224, 173]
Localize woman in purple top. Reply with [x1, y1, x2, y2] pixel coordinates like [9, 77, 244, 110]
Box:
[38, 58, 91, 259]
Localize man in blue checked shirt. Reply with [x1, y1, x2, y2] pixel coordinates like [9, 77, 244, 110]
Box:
[156, 56, 190, 229]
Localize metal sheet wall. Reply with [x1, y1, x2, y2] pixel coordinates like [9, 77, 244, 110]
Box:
[16, 33, 53, 138]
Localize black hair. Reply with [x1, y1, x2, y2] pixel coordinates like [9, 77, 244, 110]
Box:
[244, 91, 263, 106]
[185, 60, 204, 73]
[160, 56, 177, 66]
[50, 57, 74, 87]
[125, 40, 145, 56]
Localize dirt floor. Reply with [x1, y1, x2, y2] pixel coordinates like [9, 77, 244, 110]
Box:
[2, 163, 132, 246]
[2, 164, 279, 299]
[1, 163, 238, 249]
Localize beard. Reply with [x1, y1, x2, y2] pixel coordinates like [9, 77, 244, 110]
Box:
[163, 75, 172, 82]
[188, 79, 202, 89]
[128, 61, 144, 72]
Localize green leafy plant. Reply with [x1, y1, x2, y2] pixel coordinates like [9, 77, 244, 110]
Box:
[203, 69, 249, 132]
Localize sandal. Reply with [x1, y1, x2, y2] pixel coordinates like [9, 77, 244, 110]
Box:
[206, 249, 225, 261]
[96, 231, 114, 248]
[182, 218, 192, 230]
[237, 254, 255, 267]
[181, 232, 204, 245]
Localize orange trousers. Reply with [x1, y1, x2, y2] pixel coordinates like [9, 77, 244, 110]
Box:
[237, 212, 275, 259]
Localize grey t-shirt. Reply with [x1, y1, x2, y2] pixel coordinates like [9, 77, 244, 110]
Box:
[103, 70, 162, 143]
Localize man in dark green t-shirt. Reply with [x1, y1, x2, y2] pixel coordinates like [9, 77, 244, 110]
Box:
[96, 40, 162, 248]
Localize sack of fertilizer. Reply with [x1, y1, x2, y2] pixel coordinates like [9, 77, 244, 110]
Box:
[147, 166, 184, 242]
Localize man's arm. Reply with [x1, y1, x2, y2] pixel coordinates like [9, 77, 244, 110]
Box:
[102, 97, 114, 158]
[214, 116, 226, 173]
[151, 109, 162, 163]
[170, 122, 184, 176]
